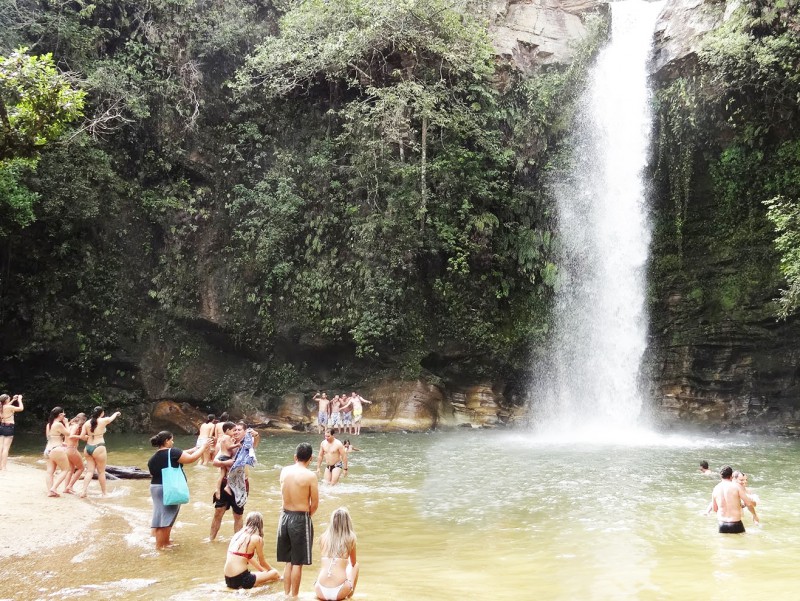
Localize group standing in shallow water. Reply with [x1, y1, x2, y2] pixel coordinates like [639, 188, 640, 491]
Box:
[701, 460, 761, 533]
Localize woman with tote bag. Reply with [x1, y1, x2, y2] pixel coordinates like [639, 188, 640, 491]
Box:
[147, 430, 213, 550]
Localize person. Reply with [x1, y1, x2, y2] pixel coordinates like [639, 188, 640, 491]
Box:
[339, 395, 353, 436]
[278, 442, 319, 597]
[350, 393, 371, 436]
[63, 413, 87, 494]
[317, 429, 348, 486]
[79, 406, 121, 497]
[223, 511, 281, 589]
[314, 507, 359, 601]
[44, 407, 71, 497]
[0, 393, 23, 470]
[734, 470, 760, 525]
[213, 412, 230, 441]
[329, 396, 342, 432]
[147, 430, 211, 550]
[342, 440, 361, 453]
[213, 421, 239, 499]
[710, 465, 755, 533]
[210, 423, 260, 540]
[197, 415, 217, 465]
[699, 460, 714, 475]
[313, 392, 330, 434]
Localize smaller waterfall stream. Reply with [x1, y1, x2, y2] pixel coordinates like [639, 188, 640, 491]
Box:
[531, 0, 664, 441]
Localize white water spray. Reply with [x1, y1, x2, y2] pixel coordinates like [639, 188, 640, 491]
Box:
[530, 0, 664, 442]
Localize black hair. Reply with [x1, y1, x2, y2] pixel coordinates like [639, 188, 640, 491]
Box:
[206, 414, 215, 422]
[48, 406, 64, 427]
[222, 421, 235, 433]
[700, 460, 709, 469]
[296, 442, 313, 462]
[150, 431, 173, 447]
[89, 406, 104, 433]
[720, 465, 733, 479]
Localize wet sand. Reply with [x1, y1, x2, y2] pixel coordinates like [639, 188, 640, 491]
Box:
[0, 459, 99, 558]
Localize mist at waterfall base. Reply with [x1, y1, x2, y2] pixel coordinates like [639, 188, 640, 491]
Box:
[528, 0, 666, 445]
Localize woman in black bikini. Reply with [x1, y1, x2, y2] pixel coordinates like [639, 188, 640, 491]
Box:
[223, 511, 280, 589]
[0, 394, 23, 470]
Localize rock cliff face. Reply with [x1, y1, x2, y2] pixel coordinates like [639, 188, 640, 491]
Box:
[488, 0, 607, 73]
[646, 0, 800, 434]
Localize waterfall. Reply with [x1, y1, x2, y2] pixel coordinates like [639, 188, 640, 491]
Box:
[530, 0, 664, 441]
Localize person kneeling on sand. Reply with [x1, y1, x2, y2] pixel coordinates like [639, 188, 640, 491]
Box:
[224, 511, 281, 589]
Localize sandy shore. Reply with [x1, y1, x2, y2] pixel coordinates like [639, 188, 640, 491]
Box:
[0, 459, 99, 558]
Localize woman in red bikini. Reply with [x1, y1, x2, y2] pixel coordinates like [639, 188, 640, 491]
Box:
[223, 511, 281, 589]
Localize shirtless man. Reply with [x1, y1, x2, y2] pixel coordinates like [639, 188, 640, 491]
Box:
[197, 415, 217, 465]
[329, 396, 342, 432]
[316, 429, 348, 486]
[278, 442, 319, 597]
[339, 394, 353, 435]
[312, 392, 330, 434]
[711, 465, 755, 533]
[350, 392, 372, 435]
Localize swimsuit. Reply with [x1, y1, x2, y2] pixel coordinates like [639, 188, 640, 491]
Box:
[353, 407, 362, 422]
[225, 570, 257, 589]
[315, 557, 353, 600]
[719, 520, 745, 534]
[277, 510, 313, 565]
[330, 412, 340, 426]
[318, 411, 328, 426]
[196, 435, 208, 447]
[85, 442, 106, 456]
[341, 411, 352, 425]
[0, 423, 13, 437]
[327, 461, 344, 473]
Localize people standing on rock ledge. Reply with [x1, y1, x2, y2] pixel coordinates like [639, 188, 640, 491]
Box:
[313, 392, 330, 434]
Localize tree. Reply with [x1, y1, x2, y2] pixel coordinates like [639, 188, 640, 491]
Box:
[0, 48, 85, 228]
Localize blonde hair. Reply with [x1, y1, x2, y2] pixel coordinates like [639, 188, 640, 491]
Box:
[320, 507, 356, 559]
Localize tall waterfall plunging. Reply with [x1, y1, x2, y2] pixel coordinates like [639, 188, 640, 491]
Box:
[530, 0, 664, 441]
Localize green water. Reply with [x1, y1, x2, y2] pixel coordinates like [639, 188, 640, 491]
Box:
[2, 430, 799, 600]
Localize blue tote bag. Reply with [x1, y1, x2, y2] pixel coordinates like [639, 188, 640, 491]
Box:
[161, 450, 190, 505]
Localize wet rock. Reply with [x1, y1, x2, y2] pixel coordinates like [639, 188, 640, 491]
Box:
[150, 400, 206, 434]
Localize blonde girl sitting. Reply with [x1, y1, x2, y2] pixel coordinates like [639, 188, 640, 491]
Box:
[314, 507, 359, 601]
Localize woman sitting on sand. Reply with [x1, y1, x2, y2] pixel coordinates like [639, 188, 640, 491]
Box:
[44, 407, 71, 497]
[314, 507, 359, 601]
[223, 511, 281, 589]
[79, 406, 121, 497]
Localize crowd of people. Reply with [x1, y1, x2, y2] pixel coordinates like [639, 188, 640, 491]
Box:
[144, 417, 359, 599]
[312, 391, 371, 435]
[38, 405, 122, 497]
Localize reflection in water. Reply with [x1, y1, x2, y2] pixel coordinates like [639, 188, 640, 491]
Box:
[3, 430, 799, 600]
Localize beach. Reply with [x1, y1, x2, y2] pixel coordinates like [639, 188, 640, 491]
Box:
[0, 459, 99, 558]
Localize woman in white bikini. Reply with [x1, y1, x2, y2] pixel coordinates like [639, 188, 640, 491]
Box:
[314, 507, 359, 601]
[44, 407, 71, 497]
[0, 394, 24, 470]
[79, 406, 121, 497]
[223, 511, 281, 589]
[63, 413, 87, 494]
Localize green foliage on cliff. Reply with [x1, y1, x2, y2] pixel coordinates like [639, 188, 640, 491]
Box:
[652, 0, 800, 319]
[0, 0, 602, 410]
